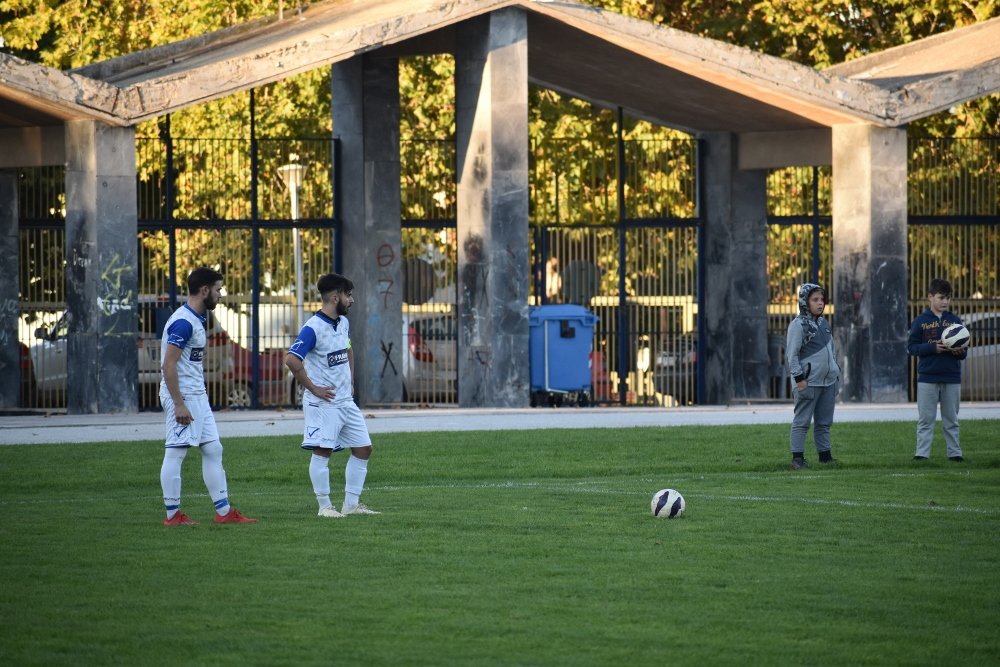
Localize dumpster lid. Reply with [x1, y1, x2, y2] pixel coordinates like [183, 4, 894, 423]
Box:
[529, 304, 598, 325]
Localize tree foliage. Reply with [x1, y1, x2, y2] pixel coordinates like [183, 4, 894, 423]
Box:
[2, 0, 998, 298]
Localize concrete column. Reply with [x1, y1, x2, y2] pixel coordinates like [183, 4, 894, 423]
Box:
[0, 171, 19, 409]
[332, 55, 403, 406]
[831, 124, 909, 402]
[455, 8, 530, 408]
[700, 133, 770, 404]
[64, 121, 139, 414]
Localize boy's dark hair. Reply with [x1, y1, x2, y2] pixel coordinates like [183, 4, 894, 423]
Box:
[187, 267, 224, 294]
[927, 278, 952, 297]
[317, 273, 354, 298]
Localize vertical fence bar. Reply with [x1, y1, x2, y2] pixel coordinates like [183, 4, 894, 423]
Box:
[164, 116, 177, 306]
[333, 138, 343, 273]
[249, 89, 261, 408]
[811, 166, 821, 285]
[615, 107, 628, 405]
[695, 139, 707, 405]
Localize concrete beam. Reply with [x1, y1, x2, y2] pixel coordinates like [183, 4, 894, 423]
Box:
[0, 53, 125, 126]
[0, 127, 66, 168]
[889, 60, 1000, 125]
[76, 0, 518, 124]
[738, 129, 831, 170]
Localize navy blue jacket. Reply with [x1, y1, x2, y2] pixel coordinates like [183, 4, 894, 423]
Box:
[907, 308, 967, 383]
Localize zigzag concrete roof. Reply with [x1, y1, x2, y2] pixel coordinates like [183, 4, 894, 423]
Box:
[1, 0, 998, 134]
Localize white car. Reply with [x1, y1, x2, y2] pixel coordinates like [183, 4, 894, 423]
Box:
[401, 311, 457, 402]
[27, 301, 234, 407]
[961, 311, 1000, 401]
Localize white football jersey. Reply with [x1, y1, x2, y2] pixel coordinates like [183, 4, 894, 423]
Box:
[287, 311, 354, 404]
[159, 304, 209, 396]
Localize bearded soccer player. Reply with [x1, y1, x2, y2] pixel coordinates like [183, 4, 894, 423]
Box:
[285, 272, 379, 518]
[159, 267, 257, 526]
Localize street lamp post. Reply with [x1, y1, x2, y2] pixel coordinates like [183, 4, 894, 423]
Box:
[278, 161, 308, 333]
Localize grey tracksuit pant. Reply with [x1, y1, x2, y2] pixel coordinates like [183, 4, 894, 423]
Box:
[790, 382, 838, 455]
[915, 382, 962, 458]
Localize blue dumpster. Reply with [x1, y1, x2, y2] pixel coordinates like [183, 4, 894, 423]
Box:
[529, 304, 599, 406]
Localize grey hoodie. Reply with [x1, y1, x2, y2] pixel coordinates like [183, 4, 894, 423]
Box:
[785, 284, 841, 387]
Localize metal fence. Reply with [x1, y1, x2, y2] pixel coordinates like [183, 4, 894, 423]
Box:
[13, 135, 1000, 410]
[18, 134, 339, 411]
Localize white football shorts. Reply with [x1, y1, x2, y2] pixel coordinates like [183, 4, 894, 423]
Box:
[160, 391, 219, 448]
[301, 398, 372, 451]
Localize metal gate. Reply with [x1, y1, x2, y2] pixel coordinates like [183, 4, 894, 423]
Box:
[13, 133, 999, 410]
[17, 133, 339, 411]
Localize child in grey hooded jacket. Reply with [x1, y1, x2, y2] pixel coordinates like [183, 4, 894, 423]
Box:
[785, 283, 841, 469]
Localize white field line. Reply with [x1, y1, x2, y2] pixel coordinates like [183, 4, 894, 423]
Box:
[2, 477, 995, 515]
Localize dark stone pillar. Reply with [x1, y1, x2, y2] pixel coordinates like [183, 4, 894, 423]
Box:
[700, 133, 770, 404]
[455, 8, 530, 408]
[64, 121, 139, 414]
[332, 55, 403, 406]
[0, 171, 19, 409]
[831, 124, 908, 402]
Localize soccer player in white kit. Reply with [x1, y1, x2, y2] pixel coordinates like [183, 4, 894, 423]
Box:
[285, 273, 379, 518]
[159, 267, 257, 526]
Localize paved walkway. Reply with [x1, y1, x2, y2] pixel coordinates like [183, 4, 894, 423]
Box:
[2, 402, 999, 445]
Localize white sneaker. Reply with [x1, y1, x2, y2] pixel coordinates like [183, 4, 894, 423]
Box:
[318, 506, 345, 518]
[342, 503, 380, 515]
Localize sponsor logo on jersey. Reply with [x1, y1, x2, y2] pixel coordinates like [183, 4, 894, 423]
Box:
[327, 348, 349, 367]
[190, 347, 205, 362]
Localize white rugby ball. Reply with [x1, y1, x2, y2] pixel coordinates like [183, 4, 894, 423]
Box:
[940, 323, 970, 350]
[651, 488, 685, 518]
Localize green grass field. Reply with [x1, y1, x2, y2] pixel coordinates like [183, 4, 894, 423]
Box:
[2, 420, 999, 666]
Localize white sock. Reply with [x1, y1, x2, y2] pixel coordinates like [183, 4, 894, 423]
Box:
[344, 455, 368, 508]
[310, 454, 332, 509]
[160, 447, 188, 518]
[201, 441, 230, 515]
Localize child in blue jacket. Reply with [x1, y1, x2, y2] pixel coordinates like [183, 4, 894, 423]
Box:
[907, 278, 968, 462]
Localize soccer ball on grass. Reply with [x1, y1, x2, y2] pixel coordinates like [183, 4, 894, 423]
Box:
[940, 323, 970, 350]
[651, 488, 685, 518]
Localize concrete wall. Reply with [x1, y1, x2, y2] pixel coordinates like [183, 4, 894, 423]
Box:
[332, 55, 404, 406]
[701, 132, 770, 404]
[0, 171, 19, 409]
[64, 121, 139, 414]
[455, 8, 531, 408]
[831, 124, 909, 402]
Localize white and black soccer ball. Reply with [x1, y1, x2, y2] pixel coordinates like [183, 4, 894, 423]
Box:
[941, 323, 970, 350]
[651, 488, 685, 518]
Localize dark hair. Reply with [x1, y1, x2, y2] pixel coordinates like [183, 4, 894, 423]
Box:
[187, 267, 224, 294]
[927, 278, 952, 297]
[317, 273, 354, 298]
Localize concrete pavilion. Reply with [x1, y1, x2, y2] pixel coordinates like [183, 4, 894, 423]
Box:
[1, 0, 999, 413]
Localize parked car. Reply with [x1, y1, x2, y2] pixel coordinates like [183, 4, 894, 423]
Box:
[961, 311, 1000, 401]
[25, 301, 289, 409]
[225, 335, 290, 408]
[650, 334, 698, 405]
[402, 311, 458, 402]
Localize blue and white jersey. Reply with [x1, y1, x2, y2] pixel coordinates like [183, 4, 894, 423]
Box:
[288, 311, 354, 404]
[159, 304, 208, 396]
